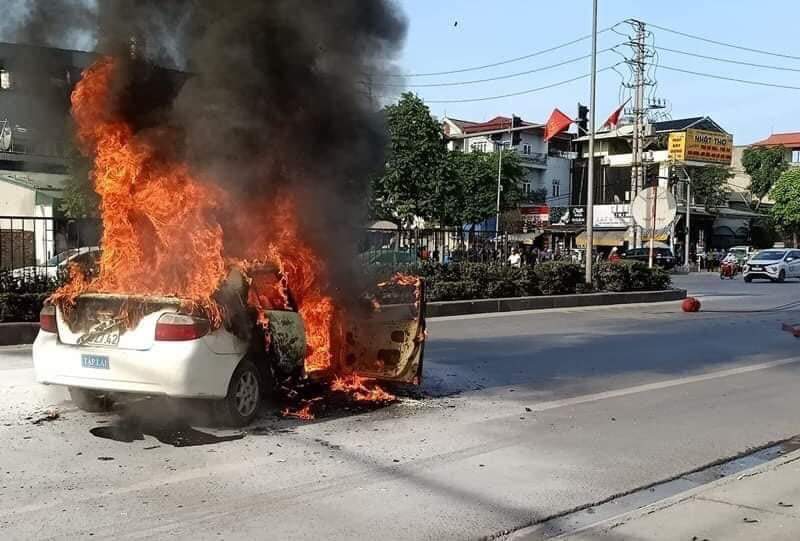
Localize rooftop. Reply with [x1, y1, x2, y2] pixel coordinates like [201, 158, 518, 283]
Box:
[752, 132, 800, 148]
[460, 115, 536, 134]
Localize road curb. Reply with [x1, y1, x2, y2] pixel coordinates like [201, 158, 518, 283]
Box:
[0, 322, 39, 346]
[426, 289, 686, 318]
[542, 447, 800, 540]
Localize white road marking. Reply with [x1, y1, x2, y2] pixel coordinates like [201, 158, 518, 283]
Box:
[522, 356, 800, 414]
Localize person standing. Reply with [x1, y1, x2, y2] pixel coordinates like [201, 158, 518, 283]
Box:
[508, 248, 522, 268]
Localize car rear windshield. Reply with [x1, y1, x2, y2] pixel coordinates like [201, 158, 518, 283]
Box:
[754, 250, 785, 261]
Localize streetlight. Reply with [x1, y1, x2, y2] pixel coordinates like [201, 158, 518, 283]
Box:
[494, 140, 510, 239]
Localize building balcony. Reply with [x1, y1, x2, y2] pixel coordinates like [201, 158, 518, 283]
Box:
[513, 150, 548, 167]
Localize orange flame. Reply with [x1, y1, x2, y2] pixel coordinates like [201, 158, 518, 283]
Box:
[281, 403, 315, 420]
[57, 57, 226, 323]
[331, 374, 395, 402]
[56, 58, 408, 414]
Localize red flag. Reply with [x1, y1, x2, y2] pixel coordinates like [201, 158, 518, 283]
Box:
[601, 99, 630, 130]
[543, 108, 573, 141]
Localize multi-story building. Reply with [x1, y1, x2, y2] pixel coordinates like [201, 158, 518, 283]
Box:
[571, 116, 762, 256]
[0, 42, 97, 268]
[442, 115, 575, 212]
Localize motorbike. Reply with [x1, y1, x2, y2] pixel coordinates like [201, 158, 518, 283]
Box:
[719, 260, 738, 279]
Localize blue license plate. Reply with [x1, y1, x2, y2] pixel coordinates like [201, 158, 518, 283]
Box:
[81, 354, 109, 370]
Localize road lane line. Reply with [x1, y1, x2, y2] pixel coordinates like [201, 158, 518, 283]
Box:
[522, 356, 800, 414]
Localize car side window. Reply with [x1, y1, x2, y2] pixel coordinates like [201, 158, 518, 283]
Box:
[790, 250, 800, 260]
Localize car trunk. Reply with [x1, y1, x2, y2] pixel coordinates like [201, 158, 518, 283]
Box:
[56, 293, 184, 351]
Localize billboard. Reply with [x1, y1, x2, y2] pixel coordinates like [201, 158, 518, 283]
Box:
[668, 129, 733, 164]
[593, 204, 632, 229]
[520, 204, 550, 227]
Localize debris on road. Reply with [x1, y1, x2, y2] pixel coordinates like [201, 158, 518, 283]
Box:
[30, 409, 60, 425]
[97, 456, 115, 461]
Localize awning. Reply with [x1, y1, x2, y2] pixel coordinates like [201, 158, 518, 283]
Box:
[367, 220, 399, 230]
[575, 230, 627, 247]
[641, 231, 669, 242]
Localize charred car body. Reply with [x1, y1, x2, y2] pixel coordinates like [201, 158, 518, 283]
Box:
[33, 266, 425, 426]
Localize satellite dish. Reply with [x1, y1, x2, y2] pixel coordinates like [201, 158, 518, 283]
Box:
[0, 121, 11, 152]
[631, 187, 677, 233]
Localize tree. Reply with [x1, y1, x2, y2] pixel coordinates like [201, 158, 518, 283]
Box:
[370, 93, 447, 227]
[444, 149, 524, 228]
[741, 145, 788, 208]
[688, 165, 732, 211]
[59, 144, 99, 219]
[770, 168, 800, 247]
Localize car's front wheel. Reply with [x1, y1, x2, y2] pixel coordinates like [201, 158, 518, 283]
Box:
[68, 387, 112, 412]
[217, 358, 262, 427]
[744, 276, 752, 283]
[777, 270, 786, 283]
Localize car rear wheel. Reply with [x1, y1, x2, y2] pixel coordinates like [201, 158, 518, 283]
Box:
[218, 358, 262, 427]
[68, 387, 112, 412]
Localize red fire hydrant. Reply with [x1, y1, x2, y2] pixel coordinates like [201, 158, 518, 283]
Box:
[682, 297, 701, 312]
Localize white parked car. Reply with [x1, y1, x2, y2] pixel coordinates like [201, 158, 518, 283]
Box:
[3, 247, 100, 280]
[743, 249, 800, 283]
[33, 266, 426, 426]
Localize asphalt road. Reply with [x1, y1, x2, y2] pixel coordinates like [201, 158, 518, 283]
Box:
[2, 273, 800, 540]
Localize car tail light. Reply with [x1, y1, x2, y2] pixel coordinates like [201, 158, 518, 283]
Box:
[39, 304, 57, 333]
[155, 313, 210, 341]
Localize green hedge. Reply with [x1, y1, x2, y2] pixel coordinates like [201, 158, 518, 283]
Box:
[534, 261, 583, 295]
[0, 273, 61, 322]
[369, 260, 671, 302]
[593, 260, 671, 292]
[0, 293, 49, 323]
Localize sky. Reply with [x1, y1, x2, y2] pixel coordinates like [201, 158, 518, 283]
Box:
[395, 0, 800, 144]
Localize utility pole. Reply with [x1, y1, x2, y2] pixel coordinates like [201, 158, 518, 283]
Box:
[684, 170, 692, 272]
[494, 118, 512, 241]
[495, 141, 503, 238]
[584, 0, 598, 284]
[629, 20, 646, 249]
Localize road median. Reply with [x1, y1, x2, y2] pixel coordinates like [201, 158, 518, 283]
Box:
[426, 288, 686, 317]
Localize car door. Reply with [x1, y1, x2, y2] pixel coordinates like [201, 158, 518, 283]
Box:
[246, 268, 307, 377]
[344, 279, 426, 385]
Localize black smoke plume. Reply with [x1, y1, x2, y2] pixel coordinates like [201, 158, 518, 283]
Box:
[3, 0, 407, 301]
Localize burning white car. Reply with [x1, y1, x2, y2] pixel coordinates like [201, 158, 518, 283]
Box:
[33, 267, 425, 426]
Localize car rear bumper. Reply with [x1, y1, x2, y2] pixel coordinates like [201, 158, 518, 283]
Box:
[32, 331, 242, 398]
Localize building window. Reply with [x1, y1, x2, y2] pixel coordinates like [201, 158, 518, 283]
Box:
[471, 141, 487, 153]
[792, 150, 800, 163]
[0, 70, 11, 90]
[552, 179, 560, 198]
[522, 182, 532, 194]
[522, 143, 532, 154]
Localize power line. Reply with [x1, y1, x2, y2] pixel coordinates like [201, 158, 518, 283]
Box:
[386, 26, 617, 78]
[658, 46, 800, 72]
[647, 22, 800, 61]
[424, 64, 620, 104]
[659, 65, 800, 90]
[373, 48, 616, 88]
